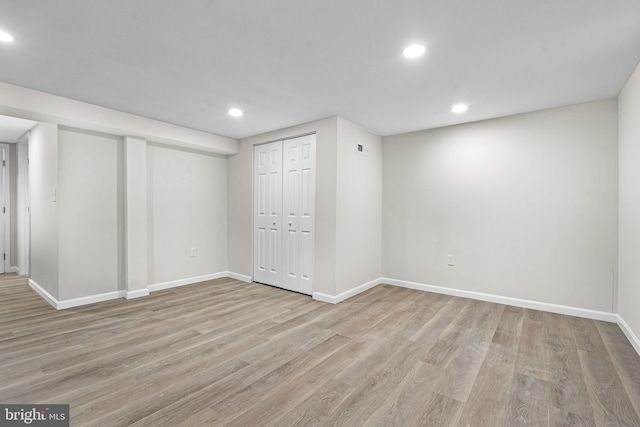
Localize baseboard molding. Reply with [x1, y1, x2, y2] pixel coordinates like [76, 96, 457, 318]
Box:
[30, 272, 249, 310]
[9, 266, 19, 273]
[148, 272, 229, 292]
[226, 271, 252, 283]
[29, 279, 125, 310]
[125, 288, 150, 299]
[311, 276, 617, 324]
[617, 314, 640, 357]
[57, 291, 125, 310]
[313, 278, 383, 304]
[29, 279, 59, 310]
[382, 277, 618, 323]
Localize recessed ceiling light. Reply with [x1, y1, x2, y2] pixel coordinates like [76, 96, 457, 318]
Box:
[403, 44, 425, 58]
[451, 104, 468, 113]
[228, 108, 243, 117]
[0, 30, 14, 43]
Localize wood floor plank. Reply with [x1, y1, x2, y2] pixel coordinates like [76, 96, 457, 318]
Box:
[500, 372, 552, 426]
[225, 339, 357, 426]
[514, 318, 550, 381]
[572, 317, 640, 426]
[1, 274, 639, 426]
[268, 379, 356, 426]
[422, 300, 493, 366]
[544, 312, 594, 422]
[329, 340, 432, 426]
[361, 360, 441, 426]
[457, 306, 524, 426]
[597, 320, 640, 417]
[209, 334, 352, 424]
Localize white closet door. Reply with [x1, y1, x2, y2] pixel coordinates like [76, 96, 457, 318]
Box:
[282, 135, 316, 295]
[253, 134, 316, 295]
[253, 140, 283, 286]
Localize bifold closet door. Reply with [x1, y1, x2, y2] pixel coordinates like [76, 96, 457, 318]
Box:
[253, 134, 316, 295]
[253, 140, 283, 287]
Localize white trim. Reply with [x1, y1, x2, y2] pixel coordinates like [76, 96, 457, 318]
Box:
[57, 291, 125, 310]
[227, 271, 252, 283]
[148, 272, 228, 292]
[311, 276, 617, 323]
[311, 292, 338, 304]
[10, 266, 19, 273]
[29, 278, 125, 310]
[125, 288, 150, 299]
[617, 314, 640, 357]
[29, 272, 248, 309]
[382, 277, 618, 323]
[29, 279, 59, 309]
[313, 278, 382, 304]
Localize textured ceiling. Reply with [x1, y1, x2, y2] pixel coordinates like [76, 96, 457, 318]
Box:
[1, 1, 639, 139]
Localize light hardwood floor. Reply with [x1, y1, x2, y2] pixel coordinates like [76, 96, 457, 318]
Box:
[1, 273, 639, 426]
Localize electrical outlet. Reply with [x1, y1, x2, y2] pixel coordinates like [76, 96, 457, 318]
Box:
[190, 248, 197, 257]
[447, 254, 455, 266]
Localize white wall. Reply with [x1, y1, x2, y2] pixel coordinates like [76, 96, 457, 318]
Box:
[16, 132, 30, 276]
[58, 128, 122, 300]
[383, 100, 618, 312]
[29, 122, 59, 298]
[618, 62, 640, 340]
[229, 117, 339, 295]
[147, 144, 228, 284]
[335, 118, 382, 294]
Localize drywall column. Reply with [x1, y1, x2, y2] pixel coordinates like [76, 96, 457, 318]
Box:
[124, 136, 148, 298]
[618, 61, 640, 352]
[29, 122, 59, 300]
[16, 133, 29, 276]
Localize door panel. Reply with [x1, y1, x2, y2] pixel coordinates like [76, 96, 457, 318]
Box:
[253, 135, 315, 295]
[281, 135, 315, 294]
[253, 140, 282, 285]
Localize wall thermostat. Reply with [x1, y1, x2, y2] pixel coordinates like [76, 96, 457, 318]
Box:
[356, 143, 369, 156]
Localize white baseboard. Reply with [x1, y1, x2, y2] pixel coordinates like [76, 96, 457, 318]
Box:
[125, 288, 150, 299]
[57, 290, 125, 310]
[382, 277, 618, 323]
[313, 278, 383, 304]
[226, 271, 252, 283]
[29, 272, 249, 310]
[148, 272, 229, 292]
[29, 279, 59, 310]
[310, 276, 617, 324]
[617, 314, 640, 357]
[29, 279, 124, 310]
[9, 266, 19, 273]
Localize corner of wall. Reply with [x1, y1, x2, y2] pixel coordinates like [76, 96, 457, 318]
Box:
[617, 59, 640, 352]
